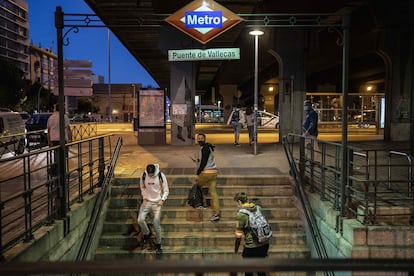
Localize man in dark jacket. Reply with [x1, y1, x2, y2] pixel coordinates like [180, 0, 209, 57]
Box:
[302, 99, 319, 158]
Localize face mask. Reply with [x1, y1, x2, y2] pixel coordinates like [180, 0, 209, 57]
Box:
[304, 105, 310, 111]
[198, 141, 205, 146]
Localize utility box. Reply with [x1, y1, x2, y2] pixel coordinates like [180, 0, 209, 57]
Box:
[138, 128, 166, 145]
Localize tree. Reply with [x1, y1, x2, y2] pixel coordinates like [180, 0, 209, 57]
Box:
[0, 60, 26, 110]
[76, 97, 99, 114]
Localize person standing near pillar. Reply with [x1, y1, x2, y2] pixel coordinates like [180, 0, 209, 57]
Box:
[302, 99, 319, 158]
[47, 103, 72, 147]
[227, 104, 246, 146]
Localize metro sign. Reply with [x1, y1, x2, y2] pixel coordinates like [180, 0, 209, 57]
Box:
[165, 0, 243, 44]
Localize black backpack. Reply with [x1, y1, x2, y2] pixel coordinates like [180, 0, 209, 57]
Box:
[187, 184, 204, 208]
[231, 110, 240, 122]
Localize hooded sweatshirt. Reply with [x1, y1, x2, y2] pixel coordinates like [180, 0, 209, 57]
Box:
[140, 163, 169, 203]
[235, 202, 268, 248]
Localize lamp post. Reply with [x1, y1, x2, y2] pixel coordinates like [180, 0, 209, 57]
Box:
[131, 84, 136, 121]
[249, 30, 264, 155]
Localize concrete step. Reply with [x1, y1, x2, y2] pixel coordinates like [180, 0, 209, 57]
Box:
[104, 206, 302, 221]
[110, 184, 295, 197]
[98, 231, 307, 248]
[108, 196, 297, 209]
[101, 217, 305, 235]
[113, 176, 292, 186]
[94, 245, 311, 260]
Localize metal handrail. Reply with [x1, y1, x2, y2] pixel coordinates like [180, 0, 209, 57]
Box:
[284, 133, 414, 228]
[0, 134, 115, 258]
[76, 137, 123, 262]
[282, 135, 333, 276]
[1, 258, 414, 274]
[388, 150, 412, 195]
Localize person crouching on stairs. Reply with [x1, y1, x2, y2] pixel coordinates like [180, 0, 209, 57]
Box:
[138, 164, 169, 256]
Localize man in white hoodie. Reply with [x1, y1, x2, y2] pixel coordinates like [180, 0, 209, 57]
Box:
[137, 164, 169, 256]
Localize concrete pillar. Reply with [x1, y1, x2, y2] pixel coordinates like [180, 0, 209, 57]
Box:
[379, 28, 414, 142]
[218, 84, 238, 122]
[158, 27, 197, 145]
[268, 29, 307, 140]
[169, 62, 196, 145]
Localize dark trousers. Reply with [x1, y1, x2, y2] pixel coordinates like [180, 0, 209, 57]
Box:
[242, 244, 269, 276]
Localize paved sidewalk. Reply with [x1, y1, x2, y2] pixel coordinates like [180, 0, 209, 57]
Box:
[113, 133, 290, 178]
[112, 132, 411, 179]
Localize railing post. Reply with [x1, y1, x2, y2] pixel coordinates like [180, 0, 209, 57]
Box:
[98, 137, 105, 187]
[299, 135, 306, 186]
[88, 140, 94, 193]
[77, 142, 83, 202]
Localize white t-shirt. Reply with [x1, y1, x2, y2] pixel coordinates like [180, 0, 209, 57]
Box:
[47, 112, 70, 142]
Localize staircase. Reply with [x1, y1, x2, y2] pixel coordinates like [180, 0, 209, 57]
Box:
[94, 175, 310, 263]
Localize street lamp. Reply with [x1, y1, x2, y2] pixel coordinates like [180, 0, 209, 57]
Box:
[249, 30, 264, 155]
[131, 84, 136, 121]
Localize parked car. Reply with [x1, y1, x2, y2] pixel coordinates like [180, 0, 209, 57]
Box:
[18, 112, 30, 124]
[70, 115, 96, 123]
[257, 111, 280, 128]
[0, 112, 26, 157]
[25, 113, 52, 149]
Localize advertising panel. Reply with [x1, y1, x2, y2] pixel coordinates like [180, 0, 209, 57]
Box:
[138, 89, 165, 127]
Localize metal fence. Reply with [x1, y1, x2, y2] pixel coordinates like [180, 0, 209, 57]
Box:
[0, 134, 114, 258]
[0, 258, 414, 275]
[283, 133, 414, 231]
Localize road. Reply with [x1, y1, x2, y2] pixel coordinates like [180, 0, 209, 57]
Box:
[96, 122, 384, 144]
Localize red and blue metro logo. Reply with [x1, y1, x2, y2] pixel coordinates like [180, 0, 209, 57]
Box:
[165, 0, 243, 44]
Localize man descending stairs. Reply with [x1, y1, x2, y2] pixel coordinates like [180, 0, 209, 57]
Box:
[94, 175, 310, 261]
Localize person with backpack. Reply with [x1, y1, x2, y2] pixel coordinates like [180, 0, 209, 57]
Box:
[196, 133, 220, 221]
[303, 99, 320, 159]
[234, 192, 271, 276]
[227, 104, 246, 146]
[137, 164, 169, 256]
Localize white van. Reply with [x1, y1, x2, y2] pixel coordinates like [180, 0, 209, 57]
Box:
[0, 112, 26, 157]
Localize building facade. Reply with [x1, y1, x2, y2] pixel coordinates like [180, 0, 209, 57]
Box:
[92, 83, 141, 122]
[29, 44, 57, 89]
[0, 0, 29, 76]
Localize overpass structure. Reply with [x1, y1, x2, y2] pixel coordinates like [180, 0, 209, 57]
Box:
[79, 0, 414, 149]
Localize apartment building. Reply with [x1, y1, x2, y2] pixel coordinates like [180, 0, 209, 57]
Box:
[29, 44, 57, 89]
[0, 0, 29, 77]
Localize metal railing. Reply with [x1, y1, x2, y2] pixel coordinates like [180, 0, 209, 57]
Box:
[282, 135, 333, 276]
[76, 136, 122, 262]
[25, 123, 98, 151]
[0, 134, 115, 258]
[283, 133, 414, 231]
[0, 258, 414, 275]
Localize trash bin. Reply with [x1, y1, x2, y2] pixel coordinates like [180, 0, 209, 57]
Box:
[133, 118, 138, 131]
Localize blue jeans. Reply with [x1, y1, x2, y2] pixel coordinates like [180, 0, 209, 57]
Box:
[137, 200, 162, 244]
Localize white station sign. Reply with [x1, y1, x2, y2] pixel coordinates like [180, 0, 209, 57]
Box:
[168, 48, 240, 61]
